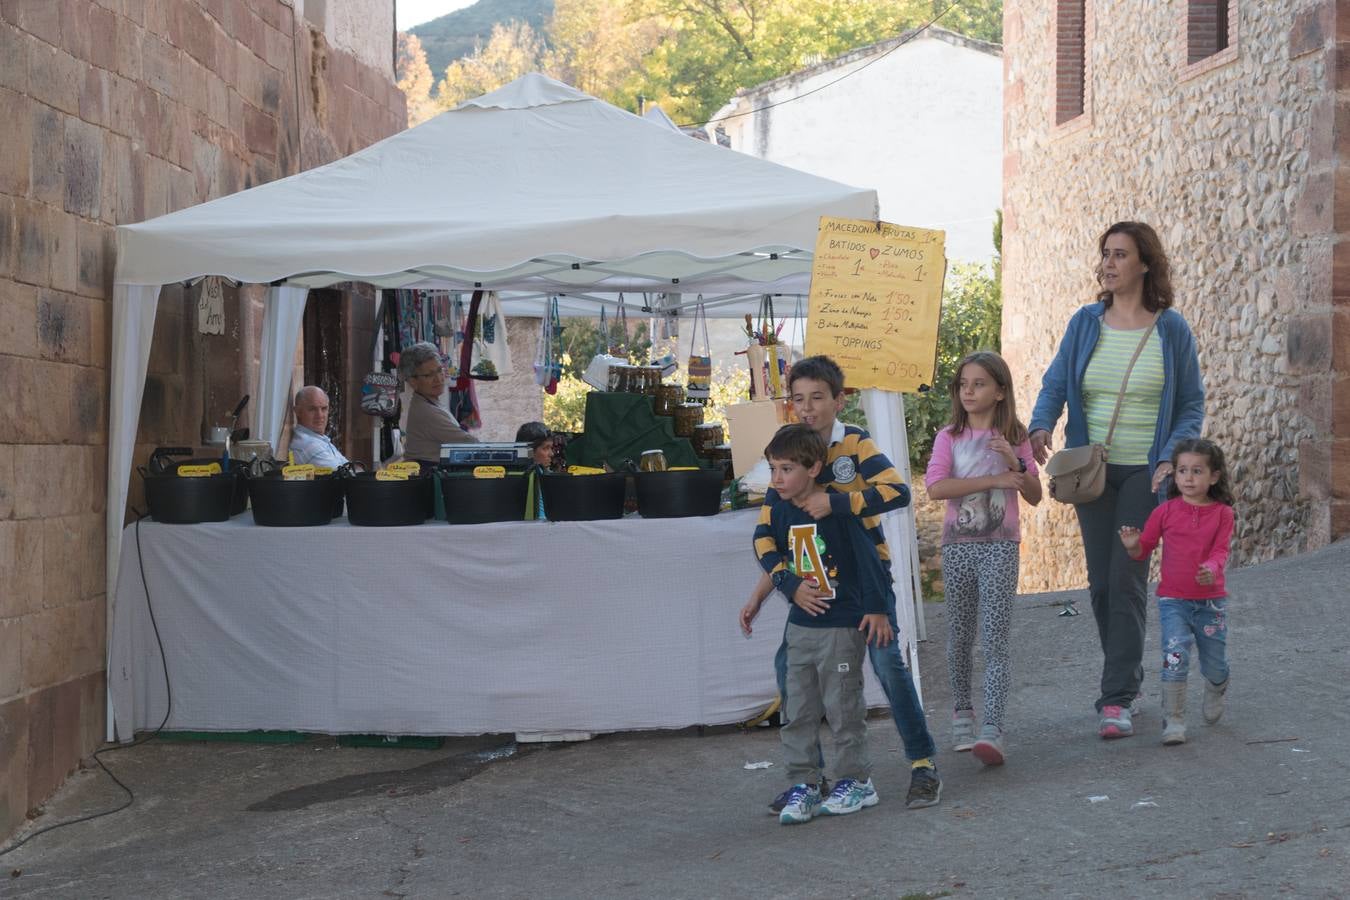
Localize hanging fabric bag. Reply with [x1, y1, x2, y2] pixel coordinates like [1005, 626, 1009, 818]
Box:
[582, 304, 627, 390]
[686, 298, 712, 403]
[470, 291, 512, 380]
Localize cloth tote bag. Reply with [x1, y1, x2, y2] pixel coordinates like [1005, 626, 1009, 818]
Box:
[582, 304, 628, 390]
[686, 299, 712, 403]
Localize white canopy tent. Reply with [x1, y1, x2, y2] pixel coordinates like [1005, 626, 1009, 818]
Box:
[107, 73, 928, 742]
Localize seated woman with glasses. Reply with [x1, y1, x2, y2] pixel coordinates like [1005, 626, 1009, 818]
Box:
[398, 341, 478, 464]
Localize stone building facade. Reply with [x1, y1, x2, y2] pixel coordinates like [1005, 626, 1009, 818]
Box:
[0, 0, 405, 839]
[1002, 0, 1348, 591]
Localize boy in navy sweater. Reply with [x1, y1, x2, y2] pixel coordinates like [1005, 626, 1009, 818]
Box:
[741, 424, 893, 825]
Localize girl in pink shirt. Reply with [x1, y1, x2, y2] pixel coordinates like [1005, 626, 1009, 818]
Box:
[1119, 438, 1235, 745]
[925, 352, 1042, 766]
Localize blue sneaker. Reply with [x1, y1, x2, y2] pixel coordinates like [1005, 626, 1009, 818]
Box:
[819, 778, 879, 816]
[778, 783, 823, 825]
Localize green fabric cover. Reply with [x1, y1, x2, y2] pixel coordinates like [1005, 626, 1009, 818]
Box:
[569, 392, 702, 470]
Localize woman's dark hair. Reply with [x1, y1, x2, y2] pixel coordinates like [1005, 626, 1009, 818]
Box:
[946, 351, 1029, 445]
[1167, 438, 1234, 506]
[1094, 221, 1175, 312]
[764, 423, 828, 468]
[515, 421, 551, 449]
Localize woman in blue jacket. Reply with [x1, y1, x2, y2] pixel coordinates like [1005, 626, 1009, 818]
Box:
[1028, 221, 1205, 740]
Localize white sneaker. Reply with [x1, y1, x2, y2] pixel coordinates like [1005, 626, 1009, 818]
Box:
[819, 778, 879, 816]
[778, 783, 823, 825]
[972, 724, 1005, 766]
[951, 710, 976, 752]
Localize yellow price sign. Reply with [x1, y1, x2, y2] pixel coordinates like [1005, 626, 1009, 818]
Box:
[282, 464, 315, 481]
[177, 463, 222, 478]
[376, 469, 409, 481]
[806, 216, 946, 393]
[472, 465, 506, 479]
[387, 461, 422, 476]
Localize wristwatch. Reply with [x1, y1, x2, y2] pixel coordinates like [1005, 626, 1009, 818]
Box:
[772, 570, 789, 590]
[1013, 458, 1027, 473]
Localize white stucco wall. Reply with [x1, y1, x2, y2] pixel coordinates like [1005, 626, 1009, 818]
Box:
[716, 31, 1003, 264]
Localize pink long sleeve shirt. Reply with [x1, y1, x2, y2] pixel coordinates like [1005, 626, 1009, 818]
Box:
[1130, 497, 1234, 600]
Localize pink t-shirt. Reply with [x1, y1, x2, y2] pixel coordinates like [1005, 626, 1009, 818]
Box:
[924, 426, 1038, 545]
[1132, 497, 1234, 600]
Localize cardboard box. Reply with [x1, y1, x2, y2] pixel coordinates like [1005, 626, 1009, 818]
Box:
[724, 399, 792, 477]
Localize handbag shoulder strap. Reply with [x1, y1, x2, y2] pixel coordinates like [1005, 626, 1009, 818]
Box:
[694, 297, 709, 352]
[1103, 321, 1156, 446]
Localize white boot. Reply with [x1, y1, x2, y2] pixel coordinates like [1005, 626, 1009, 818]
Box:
[1203, 676, 1228, 724]
[1160, 681, 1187, 745]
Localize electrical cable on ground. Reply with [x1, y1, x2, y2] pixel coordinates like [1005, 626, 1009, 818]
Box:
[0, 517, 174, 859]
[679, 0, 967, 129]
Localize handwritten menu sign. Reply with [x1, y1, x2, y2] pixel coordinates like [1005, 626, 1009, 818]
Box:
[805, 217, 946, 393]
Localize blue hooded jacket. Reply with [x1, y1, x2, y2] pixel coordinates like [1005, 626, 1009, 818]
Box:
[1029, 302, 1205, 474]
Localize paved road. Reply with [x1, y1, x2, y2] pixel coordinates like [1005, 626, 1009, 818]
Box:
[4, 540, 1348, 898]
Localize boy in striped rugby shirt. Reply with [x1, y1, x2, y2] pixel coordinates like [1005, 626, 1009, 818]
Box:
[746, 356, 941, 811]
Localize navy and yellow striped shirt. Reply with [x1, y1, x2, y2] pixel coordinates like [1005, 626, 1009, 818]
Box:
[754, 422, 911, 575]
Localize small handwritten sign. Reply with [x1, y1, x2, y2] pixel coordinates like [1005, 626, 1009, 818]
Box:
[197, 276, 225, 335]
[805, 217, 946, 393]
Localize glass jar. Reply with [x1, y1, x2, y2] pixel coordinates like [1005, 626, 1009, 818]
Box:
[638, 449, 668, 472]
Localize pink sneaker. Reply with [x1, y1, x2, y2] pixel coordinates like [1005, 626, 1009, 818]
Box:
[1099, 704, 1133, 739]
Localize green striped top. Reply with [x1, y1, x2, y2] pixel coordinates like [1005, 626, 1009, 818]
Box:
[1082, 324, 1164, 465]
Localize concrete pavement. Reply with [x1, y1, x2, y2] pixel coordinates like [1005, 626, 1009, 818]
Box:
[4, 540, 1349, 898]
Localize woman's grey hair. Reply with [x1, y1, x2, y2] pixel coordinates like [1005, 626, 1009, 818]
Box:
[398, 341, 443, 379]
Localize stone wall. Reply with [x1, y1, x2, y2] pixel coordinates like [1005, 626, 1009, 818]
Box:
[472, 316, 547, 443]
[0, 0, 404, 840]
[1002, 0, 1346, 592]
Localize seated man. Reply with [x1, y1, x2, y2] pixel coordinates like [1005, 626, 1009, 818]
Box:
[288, 386, 349, 468]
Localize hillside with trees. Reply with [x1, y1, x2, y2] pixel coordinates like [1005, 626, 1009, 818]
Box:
[409, 0, 554, 79]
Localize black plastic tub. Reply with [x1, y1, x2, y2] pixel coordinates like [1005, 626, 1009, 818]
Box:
[248, 473, 344, 527]
[635, 468, 723, 518]
[141, 459, 247, 524]
[538, 472, 626, 521]
[345, 473, 434, 527]
[439, 471, 529, 525]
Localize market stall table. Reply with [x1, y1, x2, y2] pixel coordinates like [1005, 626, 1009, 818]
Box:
[108, 509, 879, 739]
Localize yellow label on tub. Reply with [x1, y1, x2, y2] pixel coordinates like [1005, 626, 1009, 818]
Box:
[472, 465, 506, 479]
[282, 464, 315, 481]
[177, 463, 222, 478]
[376, 469, 409, 481]
[669, 466, 700, 471]
[312, 466, 334, 476]
[387, 461, 421, 476]
[566, 465, 606, 476]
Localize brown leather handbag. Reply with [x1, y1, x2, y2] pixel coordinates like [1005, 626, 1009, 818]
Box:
[1045, 322, 1155, 504]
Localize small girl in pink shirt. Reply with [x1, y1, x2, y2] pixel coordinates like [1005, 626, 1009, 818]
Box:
[1119, 438, 1235, 745]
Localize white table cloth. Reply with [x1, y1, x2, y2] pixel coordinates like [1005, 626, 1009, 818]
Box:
[109, 511, 890, 739]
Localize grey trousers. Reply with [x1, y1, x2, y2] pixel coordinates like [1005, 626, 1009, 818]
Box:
[781, 623, 870, 787]
[1073, 463, 1157, 711]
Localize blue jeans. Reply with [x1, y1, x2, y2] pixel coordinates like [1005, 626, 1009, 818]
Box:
[775, 614, 937, 763]
[1158, 597, 1230, 685]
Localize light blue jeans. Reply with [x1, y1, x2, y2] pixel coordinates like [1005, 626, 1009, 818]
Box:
[1158, 597, 1230, 685]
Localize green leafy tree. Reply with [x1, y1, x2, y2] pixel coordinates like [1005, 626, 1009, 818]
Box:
[626, 0, 1003, 121]
[557, 317, 653, 379]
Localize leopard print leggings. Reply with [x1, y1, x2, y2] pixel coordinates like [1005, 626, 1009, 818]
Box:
[943, 540, 1020, 730]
